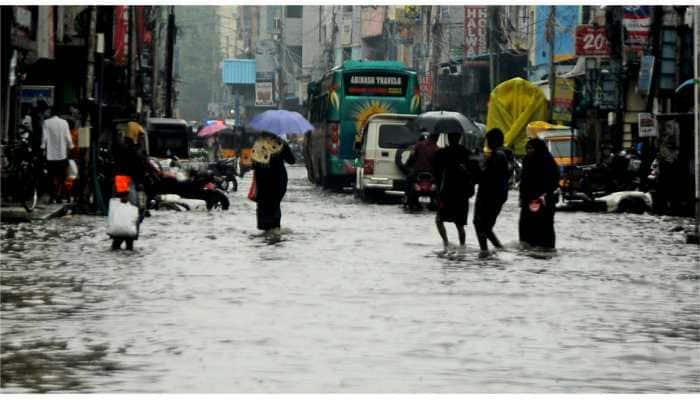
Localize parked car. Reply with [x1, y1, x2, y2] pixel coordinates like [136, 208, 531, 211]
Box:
[355, 113, 419, 201]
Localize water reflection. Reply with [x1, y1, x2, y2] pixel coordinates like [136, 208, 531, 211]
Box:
[1, 166, 699, 392]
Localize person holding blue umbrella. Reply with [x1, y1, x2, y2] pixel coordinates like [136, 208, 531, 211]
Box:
[249, 110, 311, 236]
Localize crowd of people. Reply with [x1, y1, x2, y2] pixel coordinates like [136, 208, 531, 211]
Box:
[409, 128, 560, 258]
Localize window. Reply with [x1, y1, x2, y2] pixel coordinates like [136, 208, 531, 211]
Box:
[286, 6, 302, 18]
[342, 47, 352, 61]
[378, 124, 420, 148]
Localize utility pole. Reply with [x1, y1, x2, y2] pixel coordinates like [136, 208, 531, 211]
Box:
[128, 6, 136, 99]
[165, 6, 175, 117]
[546, 5, 556, 122]
[488, 6, 499, 89]
[152, 6, 160, 116]
[430, 5, 441, 108]
[329, 6, 338, 70]
[277, 7, 285, 109]
[694, 5, 699, 236]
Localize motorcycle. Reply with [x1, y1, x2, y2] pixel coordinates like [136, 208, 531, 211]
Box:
[1, 128, 41, 212]
[146, 158, 230, 211]
[208, 158, 238, 193]
[404, 171, 438, 211]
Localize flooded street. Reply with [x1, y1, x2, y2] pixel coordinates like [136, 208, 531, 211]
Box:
[1, 165, 698, 393]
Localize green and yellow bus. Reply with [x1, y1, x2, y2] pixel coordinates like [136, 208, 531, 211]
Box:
[304, 60, 421, 188]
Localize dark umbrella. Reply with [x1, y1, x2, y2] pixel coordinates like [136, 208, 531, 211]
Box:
[411, 111, 481, 136]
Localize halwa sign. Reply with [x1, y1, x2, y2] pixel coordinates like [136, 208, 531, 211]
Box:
[464, 6, 488, 61]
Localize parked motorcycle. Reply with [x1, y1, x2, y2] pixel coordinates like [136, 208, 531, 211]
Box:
[1, 128, 41, 211]
[404, 172, 437, 211]
[208, 158, 238, 193]
[146, 158, 230, 211]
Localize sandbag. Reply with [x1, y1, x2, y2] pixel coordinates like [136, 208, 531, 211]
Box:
[107, 198, 139, 238]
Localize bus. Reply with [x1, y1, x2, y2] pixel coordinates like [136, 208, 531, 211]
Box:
[304, 60, 421, 188]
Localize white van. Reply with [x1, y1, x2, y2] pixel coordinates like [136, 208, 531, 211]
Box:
[355, 113, 419, 201]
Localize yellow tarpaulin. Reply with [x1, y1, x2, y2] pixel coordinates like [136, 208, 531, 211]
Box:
[486, 78, 549, 156]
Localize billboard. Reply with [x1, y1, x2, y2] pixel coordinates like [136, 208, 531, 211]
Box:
[575, 25, 609, 56]
[464, 6, 488, 61]
[535, 6, 580, 67]
[623, 6, 652, 59]
[255, 82, 274, 106]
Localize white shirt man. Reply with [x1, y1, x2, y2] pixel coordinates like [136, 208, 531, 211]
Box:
[41, 115, 73, 161]
[41, 114, 74, 202]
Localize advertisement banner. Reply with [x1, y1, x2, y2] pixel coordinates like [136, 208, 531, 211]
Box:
[463, 6, 488, 60]
[575, 25, 610, 56]
[623, 6, 652, 58]
[552, 78, 575, 122]
[638, 113, 658, 137]
[361, 7, 385, 39]
[255, 82, 274, 106]
[420, 73, 432, 105]
[638, 55, 655, 95]
[114, 6, 129, 66]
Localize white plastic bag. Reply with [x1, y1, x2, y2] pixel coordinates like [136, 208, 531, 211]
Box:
[107, 198, 139, 238]
[67, 159, 78, 179]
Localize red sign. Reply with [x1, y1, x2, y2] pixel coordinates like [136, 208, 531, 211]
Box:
[113, 6, 129, 66]
[576, 25, 610, 56]
[464, 6, 488, 60]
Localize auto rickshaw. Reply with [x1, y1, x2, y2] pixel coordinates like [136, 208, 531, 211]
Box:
[526, 121, 582, 167]
[237, 127, 259, 177]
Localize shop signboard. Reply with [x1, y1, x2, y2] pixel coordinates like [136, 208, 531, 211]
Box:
[552, 78, 575, 122]
[623, 6, 652, 59]
[463, 6, 488, 60]
[114, 6, 129, 66]
[638, 55, 654, 95]
[575, 25, 610, 56]
[18, 86, 55, 106]
[255, 82, 274, 106]
[420, 73, 432, 104]
[638, 112, 657, 137]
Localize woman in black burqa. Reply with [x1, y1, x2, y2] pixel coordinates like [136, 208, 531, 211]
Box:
[252, 133, 296, 234]
[519, 137, 560, 249]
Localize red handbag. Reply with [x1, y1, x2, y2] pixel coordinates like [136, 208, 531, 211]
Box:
[247, 172, 257, 202]
[528, 194, 546, 213]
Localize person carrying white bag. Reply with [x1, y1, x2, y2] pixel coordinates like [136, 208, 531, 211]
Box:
[108, 133, 148, 250]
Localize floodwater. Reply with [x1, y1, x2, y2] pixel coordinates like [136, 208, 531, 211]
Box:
[1, 166, 698, 393]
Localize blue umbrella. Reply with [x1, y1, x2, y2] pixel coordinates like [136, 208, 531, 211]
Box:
[249, 109, 313, 140]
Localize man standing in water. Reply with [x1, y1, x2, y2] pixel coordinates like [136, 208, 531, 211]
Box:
[432, 131, 475, 249]
[474, 129, 510, 258]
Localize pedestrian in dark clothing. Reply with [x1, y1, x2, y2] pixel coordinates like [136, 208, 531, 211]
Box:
[433, 131, 475, 248]
[474, 128, 510, 257]
[405, 131, 439, 210]
[519, 137, 560, 249]
[111, 134, 148, 251]
[251, 133, 296, 235]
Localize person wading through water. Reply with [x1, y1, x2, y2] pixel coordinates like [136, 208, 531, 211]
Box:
[432, 130, 476, 249]
[519, 137, 560, 249]
[474, 128, 510, 258]
[251, 132, 296, 237]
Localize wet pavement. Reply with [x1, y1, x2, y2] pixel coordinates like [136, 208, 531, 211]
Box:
[1, 165, 698, 393]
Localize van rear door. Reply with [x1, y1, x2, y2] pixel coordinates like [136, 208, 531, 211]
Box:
[372, 122, 420, 179]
